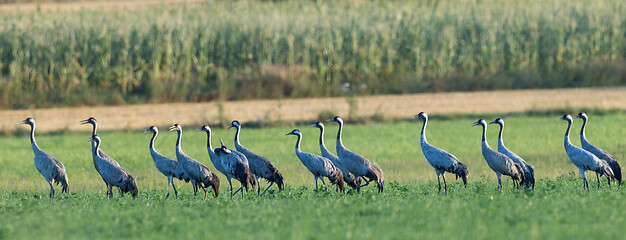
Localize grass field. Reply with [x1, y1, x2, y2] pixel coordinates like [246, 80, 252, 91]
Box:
[1, 113, 624, 238]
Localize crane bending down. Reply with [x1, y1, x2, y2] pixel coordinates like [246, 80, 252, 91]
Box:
[229, 120, 284, 197]
[574, 112, 621, 186]
[327, 116, 384, 194]
[559, 114, 614, 192]
[143, 126, 188, 199]
[412, 112, 468, 196]
[286, 129, 345, 192]
[310, 122, 358, 191]
[472, 119, 524, 192]
[488, 118, 535, 190]
[19, 117, 69, 199]
[199, 124, 255, 199]
[89, 135, 138, 198]
[169, 124, 220, 198]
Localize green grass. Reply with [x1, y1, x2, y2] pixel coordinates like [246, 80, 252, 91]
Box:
[1, 0, 626, 109]
[0, 113, 625, 238]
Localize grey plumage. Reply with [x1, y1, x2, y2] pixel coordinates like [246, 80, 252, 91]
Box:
[310, 122, 358, 190]
[143, 126, 187, 199]
[229, 120, 284, 197]
[489, 118, 535, 190]
[326, 116, 384, 194]
[559, 114, 614, 192]
[472, 119, 524, 192]
[574, 112, 621, 186]
[199, 124, 255, 199]
[169, 124, 220, 198]
[19, 118, 69, 199]
[412, 112, 468, 196]
[89, 135, 138, 198]
[286, 129, 345, 193]
[81, 117, 122, 168]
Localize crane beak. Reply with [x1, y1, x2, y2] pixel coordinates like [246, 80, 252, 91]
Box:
[17, 120, 27, 125]
[488, 120, 498, 125]
[168, 126, 177, 131]
[572, 115, 580, 119]
[80, 119, 90, 125]
[471, 121, 481, 126]
[309, 123, 317, 128]
[141, 128, 151, 133]
[410, 115, 419, 119]
[325, 118, 333, 122]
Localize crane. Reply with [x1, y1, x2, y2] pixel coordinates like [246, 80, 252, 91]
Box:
[199, 124, 255, 199]
[559, 114, 614, 192]
[488, 118, 535, 189]
[574, 112, 621, 186]
[411, 112, 468, 195]
[326, 116, 384, 194]
[143, 126, 188, 199]
[228, 120, 284, 197]
[472, 119, 524, 192]
[169, 124, 220, 198]
[286, 129, 345, 192]
[19, 117, 69, 199]
[89, 135, 138, 198]
[310, 121, 359, 191]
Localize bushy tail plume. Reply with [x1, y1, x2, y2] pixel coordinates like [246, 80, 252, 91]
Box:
[608, 160, 621, 186]
[235, 162, 255, 191]
[513, 163, 525, 186]
[345, 172, 358, 189]
[202, 172, 220, 198]
[524, 164, 535, 189]
[121, 175, 138, 198]
[365, 163, 384, 193]
[329, 169, 345, 193]
[454, 162, 469, 187]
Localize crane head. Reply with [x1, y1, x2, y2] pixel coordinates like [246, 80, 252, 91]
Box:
[488, 118, 504, 126]
[471, 119, 486, 127]
[88, 135, 101, 143]
[326, 116, 343, 123]
[169, 124, 181, 132]
[18, 117, 35, 126]
[142, 126, 157, 134]
[80, 117, 97, 125]
[286, 129, 301, 136]
[558, 114, 572, 121]
[411, 112, 427, 120]
[310, 121, 324, 129]
[573, 112, 587, 120]
[198, 125, 211, 133]
[228, 120, 240, 129]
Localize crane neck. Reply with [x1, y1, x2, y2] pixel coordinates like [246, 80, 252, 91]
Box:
[149, 131, 157, 152]
[563, 119, 572, 147]
[420, 117, 428, 144]
[317, 127, 325, 146]
[336, 121, 344, 147]
[497, 123, 503, 140]
[175, 129, 183, 153]
[234, 125, 242, 146]
[28, 123, 40, 152]
[294, 133, 302, 152]
[93, 139, 102, 158]
[479, 124, 491, 150]
[205, 131, 219, 160]
[91, 123, 97, 137]
[579, 116, 587, 139]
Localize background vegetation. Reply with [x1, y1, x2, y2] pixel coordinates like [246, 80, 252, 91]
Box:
[1, 0, 625, 109]
[1, 113, 625, 239]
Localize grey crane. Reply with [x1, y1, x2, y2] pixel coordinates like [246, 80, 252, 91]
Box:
[169, 124, 220, 198]
[286, 129, 345, 192]
[472, 119, 524, 192]
[310, 122, 359, 191]
[199, 124, 255, 199]
[19, 117, 69, 199]
[326, 116, 384, 194]
[88, 135, 138, 198]
[574, 112, 622, 186]
[143, 126, 188, 199]
[228, 120, 284, 197]
[488, 118, 535, 190]
[559, 114, 614, 192]
[80, 117, 121, 168]
[412, 112, 468, 196]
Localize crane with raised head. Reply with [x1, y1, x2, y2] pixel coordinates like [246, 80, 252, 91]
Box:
[286, 129, 345, 192]
[310, 121, 358, 191]
[574, 112, 621, 186]
[488, 118, 535, 190]
[559, 114, 614, 192]
[411, 112, 468, 196]
[228, 120, 284, 197]
[326, 116, 384, 194]
[89, 135, 137, 198]
[169, 124, 220, 199]
[143, 126, 188, 199]
[472, 119, 524, 192]
[19, 117, 69, 199]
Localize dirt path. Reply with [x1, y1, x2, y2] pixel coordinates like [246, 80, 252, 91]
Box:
[0, 0, 204, 12]
[1, 88, 624, 133]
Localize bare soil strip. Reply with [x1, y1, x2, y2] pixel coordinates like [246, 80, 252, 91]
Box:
[0, 0, 204, 12]
[1, 88, 624, 133]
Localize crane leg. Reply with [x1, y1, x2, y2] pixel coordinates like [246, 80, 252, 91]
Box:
[228, 178, 234, 199]
[442, 174, 448, 196]
[202, 187, 208, 200]
[48, 181, 55, 199]
[241, 184, 245, 199]
[171, 177, 178, 198]
[260, 182, 274, 197]
[596, 173, 601, 189]
[437, 174, 441, 194]
[256, 176, 261, 197]
[320, 178, 327, 191]
[314, 176, 319, 190]
[165, 177, 171, 199]
[497, 174, 502, 192]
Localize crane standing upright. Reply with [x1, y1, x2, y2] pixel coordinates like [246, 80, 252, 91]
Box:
[488, 118, 535, 189]
[310, 122, 358, 190]
[89, 135, 138, 198]
[574, 112, 621, 186]
[412, 112, 468, 195]
[19, 117, 69, 199]
[143, 126, 188, 198]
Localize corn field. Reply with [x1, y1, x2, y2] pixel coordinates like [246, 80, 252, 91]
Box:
[0, 0, 625, 109]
